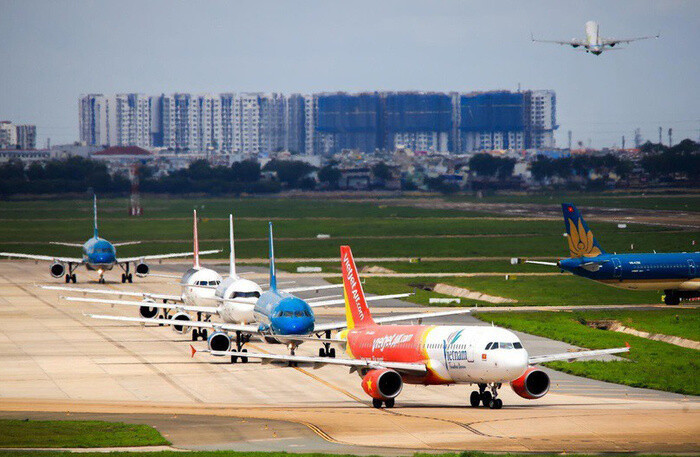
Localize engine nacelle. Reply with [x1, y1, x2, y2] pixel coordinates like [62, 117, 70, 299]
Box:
[135, 262, 149, 276]
[50, 262, 65, 278]
[510, 367, 550, 399]
[208, 331, 232, 353]
[139, 304, 159, 319]
[170, 312, 192, 333]
[361, 369, 403, 400]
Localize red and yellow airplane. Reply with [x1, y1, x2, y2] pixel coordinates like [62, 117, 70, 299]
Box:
[193, 245, 629, 409]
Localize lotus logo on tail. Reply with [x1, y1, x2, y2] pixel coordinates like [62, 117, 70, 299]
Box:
[567, 219, 602, 257]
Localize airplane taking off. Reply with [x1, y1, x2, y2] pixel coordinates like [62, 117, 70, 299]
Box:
[522, 204, 699, 305]
[1, 197, 218, 283]
[193, 245, 629, 409]
[86, 221, 460, 361]
[532, 21, 659, 55]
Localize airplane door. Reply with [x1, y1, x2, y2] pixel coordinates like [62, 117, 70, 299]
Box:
[467, 344, 474, 363]
[688, 260, 696, 277]
[612, 258, 622, 278]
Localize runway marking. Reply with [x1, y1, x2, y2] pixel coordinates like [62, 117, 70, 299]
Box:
[3, 269, 205, 404]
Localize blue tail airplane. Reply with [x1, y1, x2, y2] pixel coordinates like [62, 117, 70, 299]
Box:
[0, 196, 219, 284]
[523, 203, 699, 305]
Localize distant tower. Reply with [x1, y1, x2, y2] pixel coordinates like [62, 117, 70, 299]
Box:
[658, 127, 662, 145]
[634, 128, 642, 148]
[668, 128, 673, 147]
[128, 163, 142, 216]
[621, 136, 625, 150]
[568, 130, 572, 150]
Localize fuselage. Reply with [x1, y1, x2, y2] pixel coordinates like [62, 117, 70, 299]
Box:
[180, 266, 223, 306]
[215, 276, 262, 323]
[344, 325, 528, 385]
[559, 252, 700, 291]
[254, 290, 315, 335]
[82, 237, 117, 270]
[584, 21, 603, 54]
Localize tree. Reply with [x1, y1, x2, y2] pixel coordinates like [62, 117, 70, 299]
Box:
[318, 164, 341, 188]
[372, 162, 392, 181]
[263, 160, 316, 188]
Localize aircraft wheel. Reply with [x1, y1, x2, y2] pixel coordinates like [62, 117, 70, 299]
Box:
[241, 348, 248, 363]
[318, 348, 326, 357]
[71, 274, 77, 283]
[329, 348, 336, 358]
[481, 391, 492, 406]
[664, 292, 680, 306]
[127, 274, 133, 283]
[231, 355, 238, 364]
[65, 274, 71, 283]
[121, 274, 126, 283]
[372, 399, 383, 409]
[384, 398, 395, 408]
[470, 391, 481, 407]
[200, 329, 208, 340]
[494, 399, 503, 409]
[192, 330, 199, 341]
[98, 277, 105, 284]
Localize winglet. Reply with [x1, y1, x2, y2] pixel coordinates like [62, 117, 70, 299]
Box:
[268, 222, 277, 291]
[625, 341, 630, 348]
[193, 210, 200, 268]
[190, 344, 197, 358]
[93, 195, 99, 238]
[229, 214, 236, 277]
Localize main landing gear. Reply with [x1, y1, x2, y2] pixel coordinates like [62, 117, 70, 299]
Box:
[230, 331, 249, 364]
[318, 330, 336, 358]
[120, 263, 133, 283]
[663, 290, 680, 306]
[470, 383, 502, 409]
[191, 328, 208, 341]
[372, 398, 395, 409]
[64, 262, 77, 283]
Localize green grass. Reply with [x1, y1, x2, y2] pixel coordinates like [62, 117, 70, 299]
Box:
[332, 275, 662, 307]
[0, 419, 169, 448]
[473, 310, 700, 395]
[0, 451, 673, 457]
[274, 260, 552, 274]
[574, 309, 700, 341]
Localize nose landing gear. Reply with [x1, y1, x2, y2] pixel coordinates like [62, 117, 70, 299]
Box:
[470, 383, 503, 409]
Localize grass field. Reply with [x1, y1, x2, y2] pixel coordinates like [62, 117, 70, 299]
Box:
[0, 419, 169, 448]
[333, 275, 662, 307]
[474, 310, 700, 395]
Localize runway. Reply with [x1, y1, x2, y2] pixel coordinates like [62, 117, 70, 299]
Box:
[0, 260, 698, 453]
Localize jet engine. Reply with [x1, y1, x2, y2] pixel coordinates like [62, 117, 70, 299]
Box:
[207, 331, 232, 352]
[361, 369, 403, 400]
[510, 367, 550, 399]
[135, 262, 150, 276]
[139, 299, 159, 319]
[170, 312, 192, 333]
[50, 262, 65, 278]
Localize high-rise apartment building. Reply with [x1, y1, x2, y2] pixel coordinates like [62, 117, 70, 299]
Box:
[0, 122, 18, 149]
[15, 125, 37, 149]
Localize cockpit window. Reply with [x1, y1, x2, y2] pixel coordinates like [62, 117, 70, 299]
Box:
[513, 342, 523, 349]
[501, 342, 514, 350]
[232, 291, 261, 298]
[294, 311, 305, 317]
[282, 311, 294, 317]
[491, 342, 498, 349]
[485, 342, 493, 350]
[304, 310, 312, 317]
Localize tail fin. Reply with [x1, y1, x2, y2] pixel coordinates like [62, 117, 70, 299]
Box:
[562, 203, 605, 258]
[193, 210, 200, 268]
[229, 214, 236, 277]
[268, 221, 277, 291]
[340, 246, 375, 329]
[93, 195, 99, 238]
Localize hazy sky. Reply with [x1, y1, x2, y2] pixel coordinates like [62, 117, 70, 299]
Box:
[1, 0, 698, 148]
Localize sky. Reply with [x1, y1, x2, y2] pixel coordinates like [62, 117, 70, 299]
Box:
[0, 0, 698, 149]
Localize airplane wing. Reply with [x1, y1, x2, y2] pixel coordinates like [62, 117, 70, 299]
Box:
[119, 249, 221, 264]
[87, 313, 259, 333]
[531, 34, 586, 47]
[602, 34, 659, 46]
[280, 284, 343, 294]
[48, 242, 84, 248]
[62, 296, 219, 315]
[194, 346, 427, 374]
[308, 293, 412, 308]
[38, 285, 183, 302]
[112, 241, 142, 247]
[525, 260, 559, 267]
[0, 252, 84, 263]
[528, 345, 630, 364]
[313, 308, 471, 333]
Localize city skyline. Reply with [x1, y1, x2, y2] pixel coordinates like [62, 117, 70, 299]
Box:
[1, 1, 698, 148]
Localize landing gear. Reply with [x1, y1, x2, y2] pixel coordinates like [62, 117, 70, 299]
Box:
[317, 330, 336, 358]
[191, 329, 208, 341]
[120, 264, 133, 283]
[371, 398, 395, 409]
[664, 290, 680, 306]
[230, 331, 250, 364]
[471, 383, 502, 409]
[98, 276, 105, 284]
[65, 263, 77, 283]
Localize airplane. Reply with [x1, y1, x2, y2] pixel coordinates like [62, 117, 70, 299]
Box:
[41, 209, 223, 318]
[518, 203, 700, 306]
[191, 245, 630, 409]
[1, 197, 219, 284]
[85, 221, 467, 361]
[532, 21, 659, 55]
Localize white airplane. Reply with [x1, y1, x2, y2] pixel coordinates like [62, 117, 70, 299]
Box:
[532, 21, 659, 55]
[192, 245, 630, 409]
[41, 209, 223, 319]
[1, 197, 219, 284]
